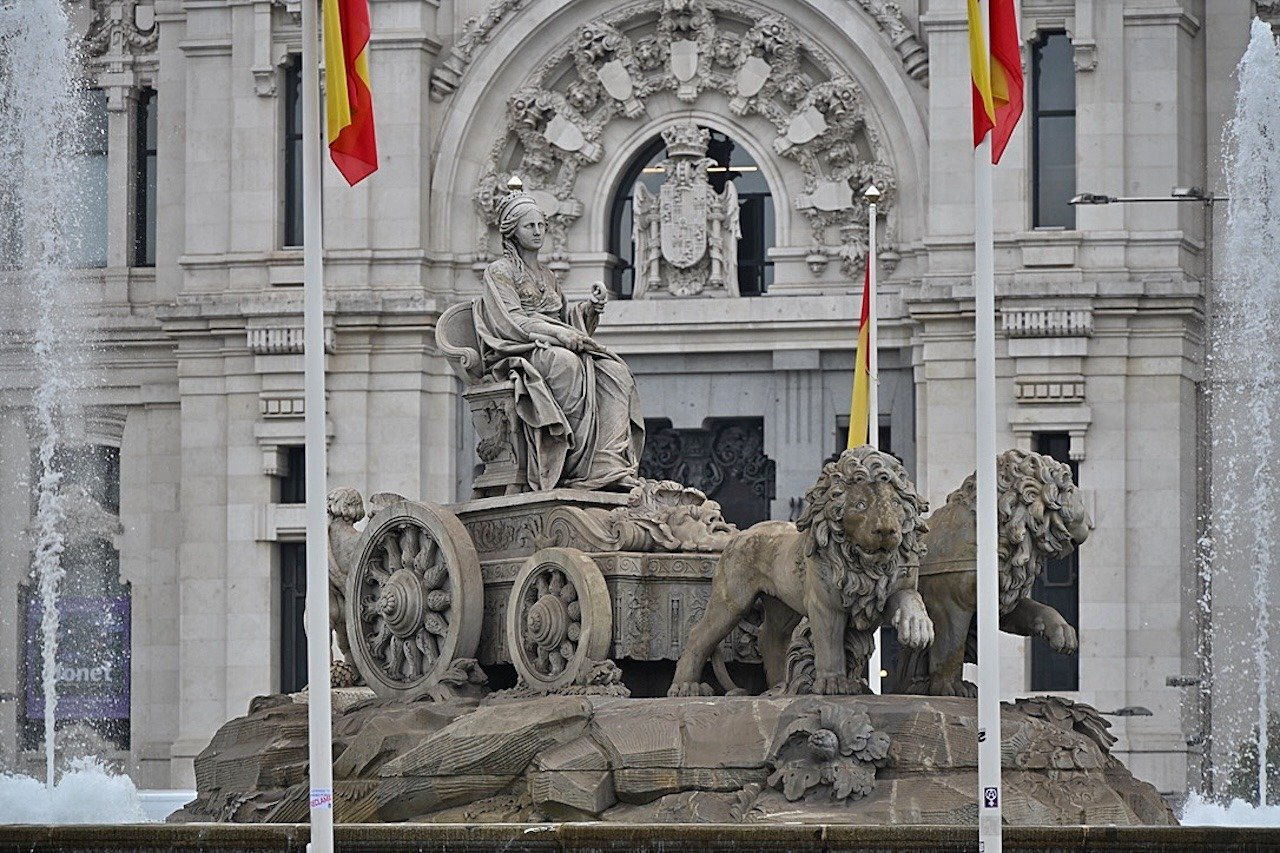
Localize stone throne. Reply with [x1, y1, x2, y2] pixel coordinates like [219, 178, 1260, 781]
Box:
[435, 300, 528, 497]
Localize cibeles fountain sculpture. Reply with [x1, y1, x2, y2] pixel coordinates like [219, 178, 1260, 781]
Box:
[177, 186, 1175, 826]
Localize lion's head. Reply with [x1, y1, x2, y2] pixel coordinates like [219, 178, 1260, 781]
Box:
[796, 445, 929, 627]
[948, 448, 1092, 609]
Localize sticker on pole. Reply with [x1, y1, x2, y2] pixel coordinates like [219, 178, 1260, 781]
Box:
[310, 787, 333, 810]
[983, 786, 999, 808]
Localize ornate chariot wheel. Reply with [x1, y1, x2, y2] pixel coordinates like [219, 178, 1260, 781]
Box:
[506, 547, 612, 692]
[345, 500, 482, 700]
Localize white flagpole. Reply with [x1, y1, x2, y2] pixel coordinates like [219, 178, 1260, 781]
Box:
[865, 184, 881, 693]
[974, 135, 1003, 853]
[301, 0, 335, 849]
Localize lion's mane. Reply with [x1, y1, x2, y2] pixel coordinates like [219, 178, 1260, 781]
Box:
[946, 448, 1087, 611]
[795, 446, 929, 629]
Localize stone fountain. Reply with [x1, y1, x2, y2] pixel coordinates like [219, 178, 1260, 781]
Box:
[172, 186, 1174, 829]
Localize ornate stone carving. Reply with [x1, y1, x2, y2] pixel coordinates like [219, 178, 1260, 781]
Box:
[892, 449, 1093, 697]
[632, 123, 741, 298]
[344, 501, 485, 701]
[658, 0, 717, 101]
[641, 419, 776, 510]
[727, 14, 800, 115]
[473, 0, 899, 272]
[536, 478, 736, 553]
[853, 0, 929, 82]
[326, 487, 367, 672]
[766, 701, 890, 801]
[1256, 1, 1280, 25]
[1012, 695, 1118, 754]
[83, 0, 157, 59]
[573, 22, 646, 119]
[669, 446, 933, 697]
[431, 0, 532, 100]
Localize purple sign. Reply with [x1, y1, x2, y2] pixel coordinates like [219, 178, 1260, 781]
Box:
[25, 595, 131, 721]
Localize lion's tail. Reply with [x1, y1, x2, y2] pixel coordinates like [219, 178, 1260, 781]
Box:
[710, 648, 743, 694]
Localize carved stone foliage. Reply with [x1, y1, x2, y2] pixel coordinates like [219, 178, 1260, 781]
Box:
[765, 700, 890, 801]
[471, 0, 900, 272]
[537, 478, 737, 554]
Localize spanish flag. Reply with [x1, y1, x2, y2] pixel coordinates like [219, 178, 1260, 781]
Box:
[323, 0, 377, 185]
[969, 0, 1024, 164]
[846, 262, 872, 449]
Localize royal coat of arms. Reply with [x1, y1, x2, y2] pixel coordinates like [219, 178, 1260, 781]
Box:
[633, 123, 741, 298]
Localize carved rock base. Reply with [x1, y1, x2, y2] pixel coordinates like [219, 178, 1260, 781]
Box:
[175, 694, 1176, 827]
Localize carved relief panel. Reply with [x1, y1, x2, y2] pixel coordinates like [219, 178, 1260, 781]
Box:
[468, 0, 908, 281]
[640, 416, 775, 529]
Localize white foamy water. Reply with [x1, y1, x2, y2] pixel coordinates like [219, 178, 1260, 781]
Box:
[0, 759, 148, 824]
[1180, 793, 1280, 827]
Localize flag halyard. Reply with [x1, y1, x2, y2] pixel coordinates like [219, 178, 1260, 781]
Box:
[323, 0, 377, 185]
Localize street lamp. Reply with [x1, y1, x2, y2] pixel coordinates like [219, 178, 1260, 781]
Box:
[1071, 185, 1223, 798]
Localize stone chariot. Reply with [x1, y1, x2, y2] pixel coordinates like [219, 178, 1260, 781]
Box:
[337, 300, 747, 701]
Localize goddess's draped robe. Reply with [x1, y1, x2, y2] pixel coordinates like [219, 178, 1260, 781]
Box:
[474, 258, 644, 491]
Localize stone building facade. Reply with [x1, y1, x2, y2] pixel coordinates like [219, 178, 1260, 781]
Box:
[0, 0, 1273, 797]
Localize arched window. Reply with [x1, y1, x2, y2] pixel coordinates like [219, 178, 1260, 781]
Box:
[609, 128, 774, 298]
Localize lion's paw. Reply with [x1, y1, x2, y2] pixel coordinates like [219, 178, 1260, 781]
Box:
[1045, 622, 1078, 654]
[667, 681, 715, 698]
[929, 678, 976, 698]
[811, 673, 863, 695]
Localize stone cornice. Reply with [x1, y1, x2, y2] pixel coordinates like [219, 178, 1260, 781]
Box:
[1121, 6, 1201, 36]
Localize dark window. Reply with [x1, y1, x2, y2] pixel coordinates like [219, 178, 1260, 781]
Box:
[640, 417, 775, 528]
[279, 542, 308, 693]
[608, 129, 774, 298]
[74, 88, 110, 268]
[1032, 32, 1076, 229]
[278, 445, 306, 504]
[283, 56, 304, 247]
[133, 88, 158, 267]
[1030, 432, 1080, 691]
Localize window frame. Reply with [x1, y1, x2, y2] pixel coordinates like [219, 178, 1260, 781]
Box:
[133, 87, 158, 267]
[283, 56, 304, 249]
[606, 128, 774, 298]
[1031, 31, 1077, 230]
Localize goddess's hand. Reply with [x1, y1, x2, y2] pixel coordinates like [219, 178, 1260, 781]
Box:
[589, 281, 608, 311]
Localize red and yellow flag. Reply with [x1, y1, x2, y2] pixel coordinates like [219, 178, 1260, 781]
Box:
[969, 0, 1024, 164]
[846, 262, 872, 449]
[323, 0, 377, 185]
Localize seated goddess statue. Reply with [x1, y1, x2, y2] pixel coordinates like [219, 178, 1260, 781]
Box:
[474, 181, 645, 492]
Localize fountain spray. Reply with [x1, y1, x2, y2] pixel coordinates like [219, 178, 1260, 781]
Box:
[0, 0, 89, 789]
[1216, 17, 1280, 807]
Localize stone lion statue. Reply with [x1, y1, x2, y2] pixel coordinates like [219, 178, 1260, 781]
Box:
[891, 448, 1093, 697]
[668, 445, 934, 696]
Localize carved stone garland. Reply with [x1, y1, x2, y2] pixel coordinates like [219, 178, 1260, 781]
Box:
[430, 0, 929, 98]
[471, 0, 900, 279]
